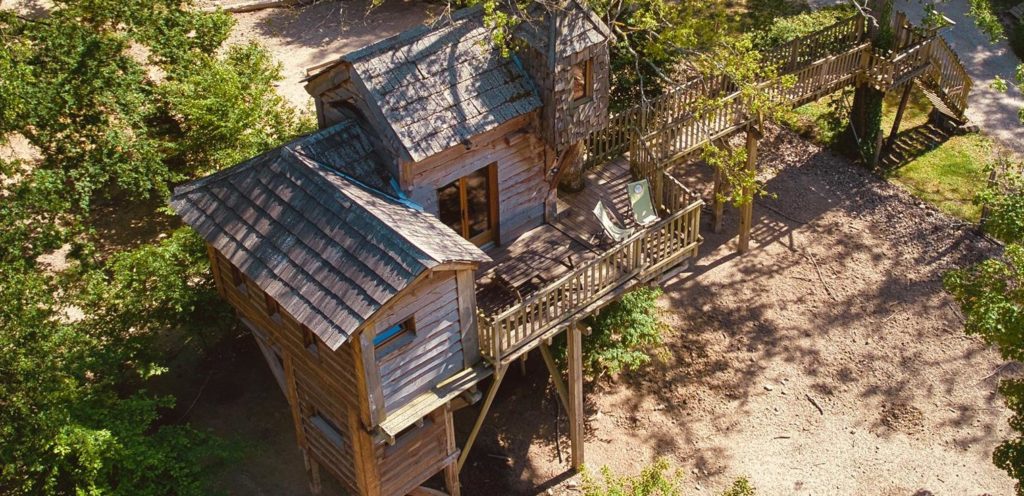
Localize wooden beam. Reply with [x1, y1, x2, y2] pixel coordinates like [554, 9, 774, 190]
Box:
[737, 126, 758, 253]
[457, 364, 507, 472]
[567, 323, 585, 470]
[886, 83, 913, 153]
[443, 403, 461, 496]
[539, 343, 570, 414]
[711, 167, 725, 234]
[306, 452, 323, 495]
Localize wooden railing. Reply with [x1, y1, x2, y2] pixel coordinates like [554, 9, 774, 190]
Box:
[868, 38, 934, 90]
[763, 14, 866, 74]
[583, 75, 735, 168]
[766, 42, 871, 108]
[584, 11, 971, 184]
[921, 35, 971, 117]
[478, 171, 702, 364]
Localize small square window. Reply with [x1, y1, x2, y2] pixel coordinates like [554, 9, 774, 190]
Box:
[373, 317, 415, 355]
[302, 325, 319, 356]
[309, 408, 345, 448]
[571, 59, 593, 104]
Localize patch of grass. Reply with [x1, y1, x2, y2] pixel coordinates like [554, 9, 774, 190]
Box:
[886, 132, 993, 221]
[782, 88, 993, 222]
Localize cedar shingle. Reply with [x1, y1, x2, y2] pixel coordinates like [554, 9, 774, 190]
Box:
[171, 120, 489, 350]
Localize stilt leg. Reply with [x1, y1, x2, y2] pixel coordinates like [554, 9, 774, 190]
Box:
[457, 364, 507, 472]
[738, 126, 758, 253]
[712, 167, 725, 234]
[539, 342, 570, 414]
[306, 452, 322, 495]
[567, 324, 585, 470]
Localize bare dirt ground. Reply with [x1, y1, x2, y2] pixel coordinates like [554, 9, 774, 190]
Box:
[180, 125, 1018, 495]
[455, 126, 1016, 496]
[226, 0, 438, 110]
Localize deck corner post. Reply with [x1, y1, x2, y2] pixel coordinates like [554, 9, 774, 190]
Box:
[711, 167, 725, 234]
[737, 125, 758, 253]
[567, 322, 585, 471]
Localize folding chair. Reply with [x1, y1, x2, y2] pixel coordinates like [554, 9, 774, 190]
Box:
[627, 179, 660, 227]
[592, 200, 634, 243]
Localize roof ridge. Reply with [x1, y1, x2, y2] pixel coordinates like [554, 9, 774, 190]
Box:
[342, 5, 484, 64]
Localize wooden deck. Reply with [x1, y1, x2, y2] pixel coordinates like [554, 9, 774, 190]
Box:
[475, 159, 703, 364]
[476, 157, 637, 316]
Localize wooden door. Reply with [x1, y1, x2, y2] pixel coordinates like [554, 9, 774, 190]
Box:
[437, 163, 498, 246]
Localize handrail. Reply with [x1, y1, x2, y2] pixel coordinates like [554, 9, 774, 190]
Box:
[479, 171, 703, 363]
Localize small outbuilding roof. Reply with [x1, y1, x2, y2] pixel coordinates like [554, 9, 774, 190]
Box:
[170, 121, 489, 350]
[339, 6, 542, 162]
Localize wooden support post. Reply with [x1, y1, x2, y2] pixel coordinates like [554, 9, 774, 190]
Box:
[567, 323, 585, 470]
[886, 83, 913, 152]
[539, 342, 570, 414]
[443, 404, 461, 496]
[711, 167, 725, 234]
[737, 126, 758, 253]
[306, 452, 323, 495]
[457, 364, 507, 472]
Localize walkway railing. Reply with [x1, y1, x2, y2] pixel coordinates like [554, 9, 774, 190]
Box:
[478, 170, 702, 365]
[762, 14, 865, 73]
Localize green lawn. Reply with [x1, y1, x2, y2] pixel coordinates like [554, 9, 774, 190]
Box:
[783, 88, 994, 222]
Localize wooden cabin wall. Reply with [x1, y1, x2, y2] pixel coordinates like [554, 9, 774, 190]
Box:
[405, 117, 552, 244]
[516, 42, 610, 152]
[369, 270, 466, 414]
[205, 244, 373, 494]
[375, 406, 455, 496]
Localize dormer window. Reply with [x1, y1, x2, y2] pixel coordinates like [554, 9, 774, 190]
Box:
[571, 59, 593, 104]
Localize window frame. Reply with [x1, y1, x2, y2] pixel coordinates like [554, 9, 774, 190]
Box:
[309, 408, 345, 449]
[571, 58, 594, 106]
[373, 317, 416, 357]
[436, 163, 498, 246]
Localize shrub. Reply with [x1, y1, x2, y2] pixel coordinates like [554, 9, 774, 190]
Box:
[581, 459, 756, 496]
[581, 286, 669, 379]
[750, 5, 855, 50]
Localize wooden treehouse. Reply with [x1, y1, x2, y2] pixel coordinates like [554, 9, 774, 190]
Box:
[171, 3, 970, 495]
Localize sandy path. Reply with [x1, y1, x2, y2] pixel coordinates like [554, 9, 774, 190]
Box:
[456, 127, 1015, 495]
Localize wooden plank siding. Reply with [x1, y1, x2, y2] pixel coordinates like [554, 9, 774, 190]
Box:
[370, 271, 467, 414]
[207, 243, 370, 494]
[405, 115, 553, 243]
[376, 407, 456, 496]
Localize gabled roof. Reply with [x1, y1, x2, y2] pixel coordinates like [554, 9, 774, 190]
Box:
[339, 7, 542, 162]
[515, 0, 612, 63]
[170, 121, 489, 350]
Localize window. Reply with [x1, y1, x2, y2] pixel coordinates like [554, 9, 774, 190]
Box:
[373, 317, 415, 355]
[263, 291, 281, 321]
[571, 59, 593, 104]
[309, 408, 345, 448]
[437, 163, 497, 246]
[302, 325, 319, 356]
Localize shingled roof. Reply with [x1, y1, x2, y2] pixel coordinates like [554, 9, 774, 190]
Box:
[170, 120, 489, 350]
[340, 7, 542, 162]
[515, 0, 612, 64]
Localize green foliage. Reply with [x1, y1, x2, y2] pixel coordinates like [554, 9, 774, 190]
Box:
[967, 0, 1006, 44]
[160, 43, 314, 174]
[581, 459, 756, 496]
[978, 163, 1024, 243]
[0, 0, 306, 493]
[945, 244, 1024, 491]
[580, 286, 668, 378]
[0, 256, 235, 495]
[750, 5, 855, 50]
[720, 478, 757, 496]
[582, 458, 685, 495]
